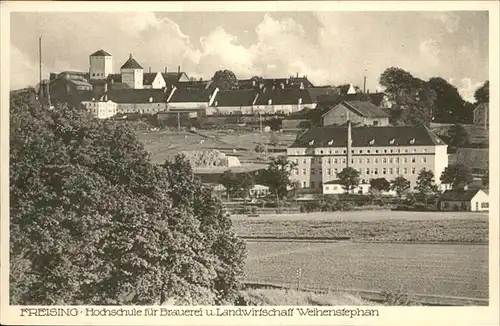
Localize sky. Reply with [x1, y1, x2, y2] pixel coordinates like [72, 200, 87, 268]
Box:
[10, 11, 489, 101]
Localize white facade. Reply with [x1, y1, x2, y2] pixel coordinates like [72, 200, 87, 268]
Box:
[439, 189, 489, 212]
[143, 73, 166, 89]
[116, 102, 167, 114]
[323, 183, 370, 195]
[121, 68, 143, 89]
[83, 100, 117, 119]
[90, 55, 113, 80]
[151, 73, 166, 89]
[252, 103, 317, 115]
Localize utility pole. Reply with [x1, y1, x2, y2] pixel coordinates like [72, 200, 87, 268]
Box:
[39, 37, 42, 86]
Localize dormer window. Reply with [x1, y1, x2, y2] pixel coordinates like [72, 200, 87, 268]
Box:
[215, 101, 219, 106]
[409, 138, 415, 144]
[268, 99, 272, 105]
[149, 97, 153, 103]
[298, 98, 302, 105]
[369, 139, 375, 145]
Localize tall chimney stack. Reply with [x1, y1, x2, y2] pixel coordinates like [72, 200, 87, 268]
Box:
[149, 67, 151, 73]
[363, 75, 367, 94]
[346, 110, 352, 169]
[165, 66, 167, 74]
[178, 66, 180, 74]
[39, 37, 42, 96]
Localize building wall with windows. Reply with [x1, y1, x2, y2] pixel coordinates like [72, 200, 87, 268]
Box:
[82, 100, 117, 119]
[286, 126, 448, 193]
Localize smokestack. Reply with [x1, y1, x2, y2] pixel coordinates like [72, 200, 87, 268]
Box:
[165, 66, 167, 74]
[178, 66, 180, 74]
[39, 37, 42, 91]
[363, 75, 367, 94]
[149, 67, 151, 73]
[347, 110, 352, 169]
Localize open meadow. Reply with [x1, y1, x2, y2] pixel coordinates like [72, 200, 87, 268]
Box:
[244, 241, 488, 302]
[136, 130, 296, 164]
[232, 211, 489, 243]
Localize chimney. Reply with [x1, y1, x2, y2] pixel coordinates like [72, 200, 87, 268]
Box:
[363, 75, 367, 94]
[129, 53, 133, 59]
[178, 66, 180, 74]
[296, 72, 299, 78]
[149, 67, 151, 73]
[346, 110, 352, 169]
[165, 66, 168, 74]
[104, 82, 108, 101]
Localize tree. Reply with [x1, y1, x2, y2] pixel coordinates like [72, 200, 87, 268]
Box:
[447, 123, 469, 150]
[337, 167, 360, 193]
[9, 89, 245, 305]
[482, 170, 489, 188]
[440, 164, 473, 189]
[415, 168, 440, 205]
[390, 176, 411, 199]
[261, 156, 297, 201]
[427, 77, 470, 123]
[379, 67, 436, 126]
[369, 178, 391, 194]
[211, 70, 238, 90]
[474, 80, 489, 104]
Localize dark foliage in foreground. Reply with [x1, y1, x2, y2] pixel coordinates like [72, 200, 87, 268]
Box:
[10, 88, 246, 305]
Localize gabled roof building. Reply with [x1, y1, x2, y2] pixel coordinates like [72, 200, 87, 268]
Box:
[287, 125, 448, 193]
[322, 100, 391, 127]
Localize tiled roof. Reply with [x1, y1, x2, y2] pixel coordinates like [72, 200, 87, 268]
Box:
[107, 89, 166, 103]
[335, 101, 391, 118]
[161, 72, 185, 85]
[143, 73, 160, 86]
[168, 88, 211, 103]
[211, 90, 257, 107]
[307, 87, 339, 103]
[121, 56, 143, 69]
[439, 189, 483, 201]
[177, 80, 214, 91]
[90, 49, 112, 57]
[254, 89, 313, 106]
[290, 125, 446, 148]
[238, 77, 314, 90]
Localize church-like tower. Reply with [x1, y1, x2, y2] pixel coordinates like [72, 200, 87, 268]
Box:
[120, 54, 143, 89]
[89, 49, 113, 80]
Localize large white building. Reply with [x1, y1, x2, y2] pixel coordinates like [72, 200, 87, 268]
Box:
[286, 124, 448, 193]
[89, 49, 113, 80]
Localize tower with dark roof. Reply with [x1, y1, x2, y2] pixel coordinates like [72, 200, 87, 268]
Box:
[89, 49, 113, 80]
[120, 54, 143, 89]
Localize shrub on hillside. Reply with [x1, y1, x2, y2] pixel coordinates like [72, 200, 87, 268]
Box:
[9, 89, 246, 305]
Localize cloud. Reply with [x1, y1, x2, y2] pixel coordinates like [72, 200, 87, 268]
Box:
[9, 11, 487, 96]
[419, 39, 441, 66]
[454, 78, 483, 102]
[432, 13, 460, 33]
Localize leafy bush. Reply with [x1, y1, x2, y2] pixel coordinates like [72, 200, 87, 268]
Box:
[9, 89, 246, 305]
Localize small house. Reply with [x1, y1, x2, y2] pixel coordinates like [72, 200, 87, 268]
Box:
[438, 188, 489, 212]
[322, 100, 390, 127]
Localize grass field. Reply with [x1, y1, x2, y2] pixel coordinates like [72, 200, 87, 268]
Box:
[232, 211, 489, 243]
[244, 242, 488, 300]
[137, 130, 297, 164]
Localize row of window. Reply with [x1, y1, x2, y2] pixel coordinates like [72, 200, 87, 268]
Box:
[295, 148, 428, 155]
[294, 157, 427, 165]
[92, 72, 106, 77]
[293, 167, 417, 176]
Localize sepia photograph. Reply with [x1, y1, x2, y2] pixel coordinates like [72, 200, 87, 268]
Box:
[1, 1, 499, 325]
